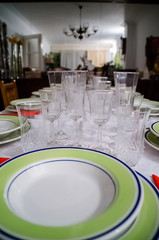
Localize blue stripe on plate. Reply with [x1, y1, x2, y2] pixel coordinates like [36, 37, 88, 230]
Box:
[0, 147, 142, 240]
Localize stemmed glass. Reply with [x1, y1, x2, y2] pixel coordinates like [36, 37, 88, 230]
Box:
[113, 71, 139, 115]
[39, 88, 61, 146]
[62, 70, 87, 146]
[87, 89, 113, 152]
[90, 76, 112, 90]
[47, 71, 62, 88]
[47, 71, 68, 140]
[113, 72, 140, 140]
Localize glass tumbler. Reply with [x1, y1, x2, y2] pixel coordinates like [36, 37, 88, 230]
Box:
[16, 101, 46, 152]
[115, 107, 150, 167]
[114, 72, 139, 115]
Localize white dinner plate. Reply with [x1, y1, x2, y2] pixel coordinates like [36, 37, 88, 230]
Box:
[145, 130, 159, 151]
[0, 120, 15, 138]
[5, 105, 17, 113]
[0, 115, 20, 139]
[0, 147, 143, 240]
[31, 91, 40, 97]
[141, 99, 159, 116]
[0, 115, 30, 145]
[0, 129, 21, 145]
[119, 172, 159, 240]
[10, 98, 41, 106]
[150, 121, 159, 137]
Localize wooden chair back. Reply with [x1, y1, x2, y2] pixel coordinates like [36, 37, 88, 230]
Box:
[0, 80, 19, 108]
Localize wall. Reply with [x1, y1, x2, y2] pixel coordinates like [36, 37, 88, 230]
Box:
[136, 5, 159, 72]
[125, 4, 159, 72]
[125, 22, 137, 70]
[0, 3, 50, 54]
[1, 3, 159, 72]
[50, 40, 119, 68]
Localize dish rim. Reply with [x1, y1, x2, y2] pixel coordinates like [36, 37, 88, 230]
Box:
[0, 147, 143, 240]
[150, 121, 159, 137]
[0, 115, 20, 136]
[145, 130, 159, 151]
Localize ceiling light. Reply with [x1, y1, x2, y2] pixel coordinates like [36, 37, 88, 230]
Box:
[63, 5, 98, 40]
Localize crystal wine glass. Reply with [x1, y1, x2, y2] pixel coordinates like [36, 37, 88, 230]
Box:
[87, 89, 113, 152]
[62, 70, 87, 146]
[91, 76, 112, 90]
[39, 88, 61, 146]
[47, 71, 69, 141]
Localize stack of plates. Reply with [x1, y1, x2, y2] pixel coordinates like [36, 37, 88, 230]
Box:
[0, 147, 158, 239]
[141, 99, 159, 116]
[31, 91, 40, 97]
[145, 121, 159, 151]
[0, 115, 21, 144]
[5, 98, 41, 113]
[0, 115, 30, 145]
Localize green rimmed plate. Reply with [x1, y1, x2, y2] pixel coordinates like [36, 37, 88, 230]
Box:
[145, 130, 159, 151]
[119, 172, 159, 240]
[10, 98, 41, 106]
[0, 116, 30, 145]
[0, 147, 143, 240]
[0, 115, 20, 139]
[0, 129, 21, 145]
[141, 99, 159, 116]
[0, 115, 21, 144]
[31, 91, 40, 97]
[150, 121, 159, 138]
[5, 105, 17, 113]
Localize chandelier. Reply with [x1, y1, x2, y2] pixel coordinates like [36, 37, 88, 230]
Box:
[63, 5, 98, 40]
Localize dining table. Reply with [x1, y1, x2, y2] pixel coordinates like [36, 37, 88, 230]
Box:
[0, 92, 159, 240]
[0, 97, 159, 184]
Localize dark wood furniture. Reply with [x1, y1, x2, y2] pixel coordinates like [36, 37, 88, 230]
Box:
[136, 76, 159, 101]
[0, 74, 158, 111]
[0, 79, 19, 108]
[0, 73, 49, 110]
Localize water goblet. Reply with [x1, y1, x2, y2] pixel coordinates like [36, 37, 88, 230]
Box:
[91, 76, 112, 90]
[48, 89, 62, 145]
[62, 70, 87, 146]
[39, 87, 53, 130]
[115, 107, 150, 167]
[16, 101, 46, 152]
[47, 70, 62, 88]
[47, 71, 69, 140]
[39, 88, 53, 115]
[133, 92, 144, 111]
[114, 71, 139, 92]
[114, 71, 139, 115]
[40, 88, 61, 146]
[87, 89, 113, 152]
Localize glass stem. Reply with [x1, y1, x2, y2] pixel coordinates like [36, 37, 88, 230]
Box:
[58, 113, 64, 135]
[58, 117, 61, 134]
[50, 120, 55, 143]
[74, 119, 79, 146]
[97, 124, 102, 149]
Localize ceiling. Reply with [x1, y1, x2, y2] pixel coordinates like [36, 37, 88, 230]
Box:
[4, 1, 159, 45]
[2, 0, 159, 3]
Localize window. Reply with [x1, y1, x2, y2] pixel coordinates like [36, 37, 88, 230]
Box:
[23, 34, 42, 70]
[87, 50, 106, 67]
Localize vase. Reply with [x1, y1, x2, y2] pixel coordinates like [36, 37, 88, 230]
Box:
[17, 43, 23, 78]
[10, 42, 17, 78]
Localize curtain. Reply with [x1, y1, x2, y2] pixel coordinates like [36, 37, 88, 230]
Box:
[87, 50, 106, 67]
[60, 50, 86, 70]
[145, 36, 159, 71]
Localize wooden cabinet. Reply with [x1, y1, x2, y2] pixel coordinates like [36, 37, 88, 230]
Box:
[0, 74, 49, 110]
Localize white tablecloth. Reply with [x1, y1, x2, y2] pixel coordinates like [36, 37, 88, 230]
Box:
[0, 108, 159, 185]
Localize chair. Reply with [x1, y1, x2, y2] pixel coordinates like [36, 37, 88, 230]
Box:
[0, 80, 19, 108]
